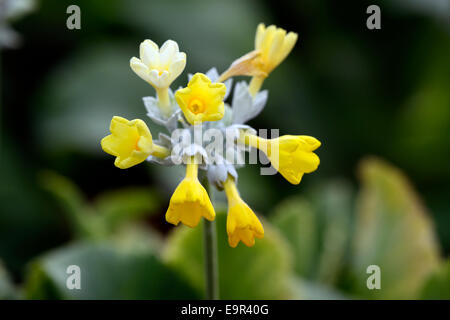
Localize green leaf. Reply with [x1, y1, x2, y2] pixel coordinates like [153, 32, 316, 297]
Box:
[271, 197, 318, 278]
[94, 187, 161, 231]
[164, 211, 294, 299]
[38, 170, 104, 239]
[311, 180, 353, 285]
[420, 259, 450, 300]
[24, 242, 199, 299]
[351, 158, 441, 299]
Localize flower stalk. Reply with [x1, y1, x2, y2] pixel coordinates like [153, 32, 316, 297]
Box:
[155, 87, 171, 116]
[200, 172, 219, 300]
[248, 76, 265, 97]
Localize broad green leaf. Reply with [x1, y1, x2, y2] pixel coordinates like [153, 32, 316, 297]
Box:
[164, 211, 294, 299]
[420, 259, 450, 300]
[271, 197, 318, 278]
[351, 158, 441, 299]
[24, 242, 198, 299]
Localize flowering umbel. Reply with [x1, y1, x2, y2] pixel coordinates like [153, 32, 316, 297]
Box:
[101, 23, 321, 248]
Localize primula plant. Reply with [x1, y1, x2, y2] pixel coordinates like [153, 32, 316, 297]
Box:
[100, 23, 321, 299]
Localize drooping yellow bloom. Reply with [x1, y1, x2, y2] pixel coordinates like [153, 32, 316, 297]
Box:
[175, 73, 226, 125]
[223, 176, 264, 247]
[101, 116, 170, 169]
[240, 132, 320, 185]
[166, 157, 215, 227]
[130, 39, 186, 114]
[219, 24, 298, 96]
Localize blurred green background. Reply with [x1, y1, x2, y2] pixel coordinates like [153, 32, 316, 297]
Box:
[1, 0, 450, 299]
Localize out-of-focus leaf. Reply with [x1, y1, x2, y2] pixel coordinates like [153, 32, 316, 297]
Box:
[311, 180, 353, 285]
[393, 81, 450, 178]
[289, 276, 348, 300]
[24, 242, 198, 299]
[38, 170, 105, 239]
[351, 157, 441, 299]
[110, 225, 164, 256]
[0, 139, 64, 276]
[40, 171, 162, 240]
[393, 32, 450, 180]
[164, 210, 294, 299]
[0, 261, 18, 300]
[94, 187, 161, 230]
[420, 259, 450, 300]
[271, 197, 318, 278]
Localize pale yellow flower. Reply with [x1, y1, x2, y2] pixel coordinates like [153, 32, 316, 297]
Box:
[219, 24, 297, 95]
[130, 39, 186, 114]
[130, 39, 186, 89]
[254, 23, 298, 75]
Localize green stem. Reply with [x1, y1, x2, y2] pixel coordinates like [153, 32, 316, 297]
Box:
[200, 172, 219, 300]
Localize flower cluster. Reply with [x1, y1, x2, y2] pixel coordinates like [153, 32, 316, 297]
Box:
[101, 24, 321, 248]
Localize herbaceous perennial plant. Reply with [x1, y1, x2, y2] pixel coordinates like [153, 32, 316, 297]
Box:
[101, 23, 321, 299]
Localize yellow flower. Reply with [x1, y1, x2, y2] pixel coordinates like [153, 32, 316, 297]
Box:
[254, 23, 298, 75]
[166, 157, 215, 227]
[219, 23, 297, 95]
[175, 73, 226, 125]
[240, 133, 321, 185]
[101, 116, 169, 169]
[223, 176, 264, 247]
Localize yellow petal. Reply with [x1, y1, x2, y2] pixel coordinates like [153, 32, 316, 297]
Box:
[224, 176, 264, 248]
[165, 162, 215, 227]
[267, 29, 287, 70]
[100, 116, 153, 169]
[175, 73, 226, 125]
[268, 135, 321, 184]
[255, 23, 266, 49]
[277, 32, 298, 65]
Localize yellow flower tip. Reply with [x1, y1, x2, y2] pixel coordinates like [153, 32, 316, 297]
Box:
[101, 116, 154, 169]
[175, 73, 226, 125]
[267, 135, 321, 185]
[218, 23, 297, 84]
[165, 161, 215, 228]
[224, 177, 264, 248]
[255, 23, 298, 74]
